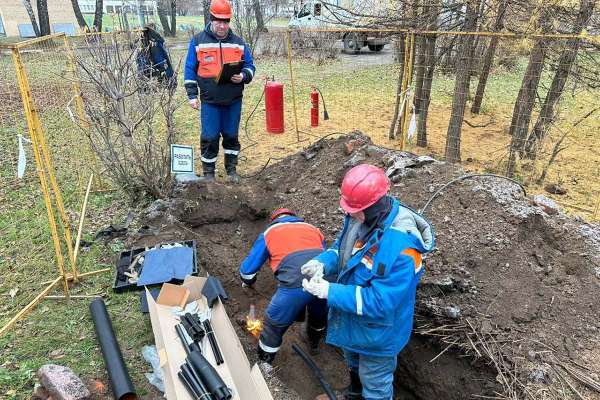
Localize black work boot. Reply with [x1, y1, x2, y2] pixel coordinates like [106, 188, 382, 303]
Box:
[257, 345, 276, 365]
[342, 369, 364, 400]
[224, 154, 241, 184]
[199, 162, 216, 182]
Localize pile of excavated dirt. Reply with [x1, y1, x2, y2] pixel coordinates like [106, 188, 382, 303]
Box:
[132, 133, 600, 400]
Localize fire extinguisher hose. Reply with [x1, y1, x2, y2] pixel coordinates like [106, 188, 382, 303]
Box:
[314, 87, 329, 120]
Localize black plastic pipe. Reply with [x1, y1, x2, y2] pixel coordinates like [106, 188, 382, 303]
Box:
[188, 351, 232, 400]
[184, 360, 210, 396]
[292, 343, 336, 400]
[202, 320, 224, 365]
[176, 324, 193, 355]
[179, 369, 200, 399]
[89, 298, 137, 400]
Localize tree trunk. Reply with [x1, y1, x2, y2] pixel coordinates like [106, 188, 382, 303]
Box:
[471, 0, 508, 114]
[22, 0, 41, 37]
[70, 0, 89, 30]
[93, 0, 104, 32]
[169, 0, 177, 36]
[36, 0, 51, 36]
[415, 0, 440, 147]
[157, 0, 172, 36]
[505, 38, 549, 176]
[413, 35, 427, 115]
[441, 9, 460, 71]
[444, 0, 479, 163]
[417, 34, 438, 147]
[389, 34, 406, 139]
[523, 0, 595, 158]
[471, 37, 499, 113]
[203, 0, 211, 26]
[505, 10, 553, 177]
[254, 0, 266, 32]
[122, 11, 130, 31]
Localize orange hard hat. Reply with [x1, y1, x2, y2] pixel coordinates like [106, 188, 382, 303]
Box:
[210, 0, 232, 19]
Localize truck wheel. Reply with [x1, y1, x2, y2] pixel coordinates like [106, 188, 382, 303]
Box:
[368, 44, 384, 52]
[343, 33, 360, 54]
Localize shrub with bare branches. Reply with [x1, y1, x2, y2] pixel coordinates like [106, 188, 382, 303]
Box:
[74, 34, 180, 201]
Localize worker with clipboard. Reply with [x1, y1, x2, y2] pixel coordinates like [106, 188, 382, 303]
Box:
[184, 0, 256, 183]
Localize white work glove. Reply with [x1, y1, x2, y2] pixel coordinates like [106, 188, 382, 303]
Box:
[301, 259, 324, 278]
[302, 276, 329, 299]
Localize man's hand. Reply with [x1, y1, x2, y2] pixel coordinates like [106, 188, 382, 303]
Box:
[189, 99, 199, 109]
[301, 259, 324, 278]
[302, 276, 329, 299]
[231, 73, 244, 84]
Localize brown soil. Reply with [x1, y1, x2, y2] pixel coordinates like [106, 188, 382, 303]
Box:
[132, 132, 600, 399]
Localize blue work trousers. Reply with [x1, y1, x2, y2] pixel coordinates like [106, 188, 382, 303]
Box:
[259, 287, 327, 353]
[344, 349, 398, 400]
[199, 100, 242, 167]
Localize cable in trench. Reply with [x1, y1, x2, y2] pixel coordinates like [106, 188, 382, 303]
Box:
[419, 173, 527, 214]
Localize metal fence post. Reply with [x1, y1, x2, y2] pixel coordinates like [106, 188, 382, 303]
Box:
[286, 30, 300, 142]
[400, 33, 415, 150]
[63, 35, 105, 193]
[12, 47, 71, 298]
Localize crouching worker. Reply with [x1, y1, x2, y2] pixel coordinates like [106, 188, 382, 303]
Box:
[240, 208, 328, 364]
[302, 164, 435, 400]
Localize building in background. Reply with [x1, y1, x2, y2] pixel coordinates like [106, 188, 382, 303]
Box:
[0, 0, 78, 37]
[77, 0, 157, 16]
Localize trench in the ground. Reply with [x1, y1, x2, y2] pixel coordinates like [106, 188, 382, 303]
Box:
[179, 213, 498, 400]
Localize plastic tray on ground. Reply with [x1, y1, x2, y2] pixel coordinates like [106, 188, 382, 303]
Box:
[113, 240, 198, 293]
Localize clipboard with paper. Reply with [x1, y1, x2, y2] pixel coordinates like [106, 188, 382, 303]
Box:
[215, 61, 243, 85]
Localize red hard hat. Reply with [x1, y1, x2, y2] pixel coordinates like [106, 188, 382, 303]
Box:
[210, 0, 232, 19]
[271, 208, 296, 221]
[340, 164, 390, 214]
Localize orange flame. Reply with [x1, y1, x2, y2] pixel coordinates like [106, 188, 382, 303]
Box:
[246, 316, 263, 338]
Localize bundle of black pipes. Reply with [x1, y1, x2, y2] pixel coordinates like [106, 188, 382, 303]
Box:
[90, 298, 137, 400]
[176, 322, 232, 400]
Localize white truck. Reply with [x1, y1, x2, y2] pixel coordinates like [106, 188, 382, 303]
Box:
[288, 0, 390, 53]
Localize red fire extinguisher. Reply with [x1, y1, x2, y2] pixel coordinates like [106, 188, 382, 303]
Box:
[311, 88, 319, 127]
[265, 80, 284, 134]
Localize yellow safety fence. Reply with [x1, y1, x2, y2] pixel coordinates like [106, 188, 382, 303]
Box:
[0, 32, 132, 336]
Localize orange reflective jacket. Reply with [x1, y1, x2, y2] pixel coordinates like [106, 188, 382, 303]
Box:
[196, 42, 244, 78]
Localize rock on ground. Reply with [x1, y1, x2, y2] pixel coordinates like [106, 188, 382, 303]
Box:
[37, 364, 90, 400]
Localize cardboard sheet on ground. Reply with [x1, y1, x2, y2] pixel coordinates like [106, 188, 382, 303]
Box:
[146, 276, 273, 400]
[137, 247, 193, 286]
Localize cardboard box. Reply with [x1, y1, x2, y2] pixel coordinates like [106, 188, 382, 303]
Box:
[147, 276, 273, 400]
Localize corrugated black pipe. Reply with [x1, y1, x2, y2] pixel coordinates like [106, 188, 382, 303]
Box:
[90, 298, 137, 400]
[292, 343, 336, 400]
